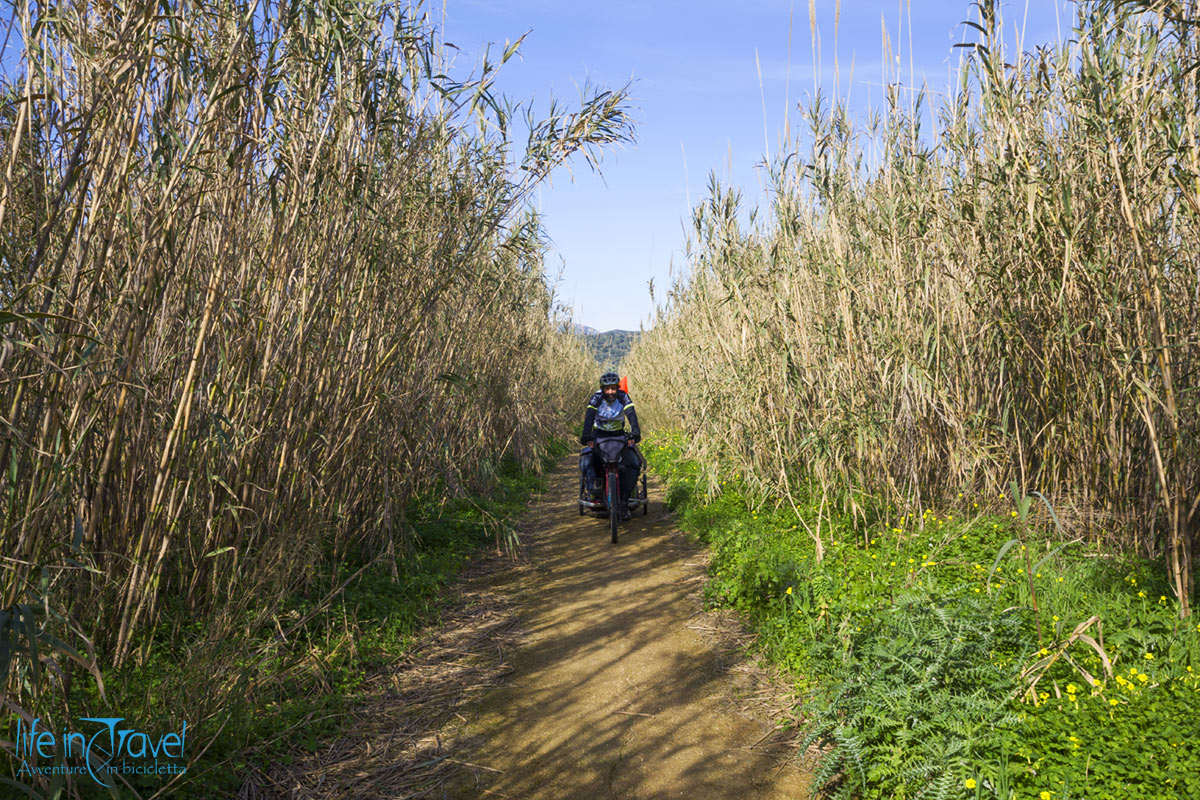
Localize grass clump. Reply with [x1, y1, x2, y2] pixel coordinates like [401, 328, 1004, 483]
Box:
[646, 433, 1200, 799]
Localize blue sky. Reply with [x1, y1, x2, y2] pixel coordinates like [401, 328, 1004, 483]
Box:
[442, 0, 1077, 332]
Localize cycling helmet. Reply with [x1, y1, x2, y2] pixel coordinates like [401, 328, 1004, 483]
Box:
[599, 371, 620, 389]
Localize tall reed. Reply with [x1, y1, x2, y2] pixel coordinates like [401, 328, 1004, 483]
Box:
[628, 0, 1197, 614]
[0, 0, 628, 779]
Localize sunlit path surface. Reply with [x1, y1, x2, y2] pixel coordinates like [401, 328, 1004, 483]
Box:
[441, 459, 809, 800]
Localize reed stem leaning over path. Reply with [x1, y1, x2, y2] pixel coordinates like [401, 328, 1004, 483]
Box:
[0, 0, 628, 768]
[627, 0, 1198, 615]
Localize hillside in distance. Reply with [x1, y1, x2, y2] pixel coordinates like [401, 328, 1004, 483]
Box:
[583, 329, 640, 368]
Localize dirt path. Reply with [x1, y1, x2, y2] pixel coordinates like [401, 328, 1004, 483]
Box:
[253, 458, 810, 799]
[441, 459, 809, 800]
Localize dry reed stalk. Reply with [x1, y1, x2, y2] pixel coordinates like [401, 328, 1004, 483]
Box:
[0, 0, 627, 788]
[628, 0, 1198, 614]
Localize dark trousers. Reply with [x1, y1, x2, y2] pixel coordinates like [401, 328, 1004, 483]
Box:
[580, 438, 640, 503]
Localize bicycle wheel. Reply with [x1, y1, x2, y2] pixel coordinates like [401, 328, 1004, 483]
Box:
[578, 475, 585, 515]
[642, 472, 648, 515]
[608, 472, 619, 543]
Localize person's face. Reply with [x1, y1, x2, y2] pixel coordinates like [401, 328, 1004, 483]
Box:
[602, 386, 618, 400]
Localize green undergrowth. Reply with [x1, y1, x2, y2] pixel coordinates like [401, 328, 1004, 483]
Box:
[13, 440, 568, 799]
[644, 433, 1200, 800]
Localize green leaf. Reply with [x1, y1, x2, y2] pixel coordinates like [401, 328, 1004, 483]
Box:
[988, 538, 1020, 592]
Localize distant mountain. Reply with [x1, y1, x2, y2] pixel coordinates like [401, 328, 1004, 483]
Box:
[583, 329, 640, 368]
[571, 322, 600, 336]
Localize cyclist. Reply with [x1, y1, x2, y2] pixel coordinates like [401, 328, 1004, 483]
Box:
[580, 372, 641, 520]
